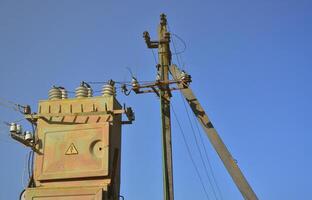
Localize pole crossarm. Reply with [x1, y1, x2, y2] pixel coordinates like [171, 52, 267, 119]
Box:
[169, 64, 258, 200]
[130, 79, 191, 95]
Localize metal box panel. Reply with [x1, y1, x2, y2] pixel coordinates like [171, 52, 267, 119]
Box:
[38, 123, 109, 181]
[25, 187, 105, 200]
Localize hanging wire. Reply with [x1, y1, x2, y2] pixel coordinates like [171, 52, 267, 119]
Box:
[86, 80, 156, 87]
[0, 99, 36, 183]
[0, 98, 29, 118]
[178, 93, 219, 200]
[2, 118, 25, 126]
[151, 49, 158, 64]
[0, 101, 19, 112]
[13, 118, 25, 123]
[171, 33, 187, 55]
[171, 104, 211, 200]
[0, 97, 19, 106]
[181, 92, 225, 200]
[27, 151, 33, 179]
[167, 24, 186, 70]
[168, 47, 224, 199]
[28, 114, 37, 186]
[193, 113, 224, 200]
[22, 151, 29, 187]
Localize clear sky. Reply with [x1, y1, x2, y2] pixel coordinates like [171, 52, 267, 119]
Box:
[0, 0, 311, 199]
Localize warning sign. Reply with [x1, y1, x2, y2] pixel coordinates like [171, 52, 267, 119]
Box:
[65, 143, 78, 155]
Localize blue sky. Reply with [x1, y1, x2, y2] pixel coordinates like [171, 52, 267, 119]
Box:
[0, 0, 311, 199]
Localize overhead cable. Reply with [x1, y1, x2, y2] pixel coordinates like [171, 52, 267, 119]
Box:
[171, 104, 211, 200]
[179, 93, 220, 200]
[192, 112, 224, 200]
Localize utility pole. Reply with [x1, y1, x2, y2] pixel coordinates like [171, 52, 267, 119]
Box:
[143, 13, 174, 200]
[158, 14, 174, 200]
[140, 14, 258, 200]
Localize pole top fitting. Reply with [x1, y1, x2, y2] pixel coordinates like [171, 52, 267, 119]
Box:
[160, 13, 167, 26]
[143, 31, 150, 42]
[108, 79, 115, 86]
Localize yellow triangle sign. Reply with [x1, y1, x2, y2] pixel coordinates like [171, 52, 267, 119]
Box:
[65, 143, 78, 155]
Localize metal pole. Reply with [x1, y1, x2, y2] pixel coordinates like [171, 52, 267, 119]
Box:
[158, 13, 174, 200]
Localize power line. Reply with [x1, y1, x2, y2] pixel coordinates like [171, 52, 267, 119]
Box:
[22, 152, 29, 187]
[168, 51, 224, 199]
[0, 97, 26, 114]
[151, 49, 158, 64]
[171, 104, 211, 200]
[0, 102, 18, 111]
[0, 97, 19, 106]
[193, 113, 224, 200]
[167, 24, 186, 70]
[179, 93, 219, 200]
[169, 61, 222, 199]
[171, 33, 187, 55]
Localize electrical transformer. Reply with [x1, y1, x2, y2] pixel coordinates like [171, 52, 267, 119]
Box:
[11, 82, 134, 200]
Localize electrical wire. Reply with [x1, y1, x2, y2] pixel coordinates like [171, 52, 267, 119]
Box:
[0, 97, 23, 111]
[171, 33, 187, 55]
[167, 24, 186, 70]
[171, 104, 211, 200]
[0, 98, 37, 186]
[0, 97, 19, 106]
[170, 33, 183, 68]
[151, 49, 158, 64]
[28, 114, 37, 186]
[22, 152, 29, 187]
[178, 93, 219, 200]
[0, 102, 19, 112]
[27, 151, 32, 179]
[193, 113, 224, 200]
[2, 118, 25, 127]
[87, 80, 154, 85]
[27, 150, 35, 187]
[167, 38, 224, 199]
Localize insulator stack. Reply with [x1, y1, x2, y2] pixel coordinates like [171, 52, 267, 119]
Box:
[9, 123, 17, 133]
[10, 123, 22, 134]
[102, 82, 116, 97]
[25, 131, 33, 141]
[87, 87, 93, 97]
[60, 88, 68, 99]
[75, 85, 89, 98]
[48, 86, 62, 100]
[16, 124, 22, 134]
[131, 77, 139, 88]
